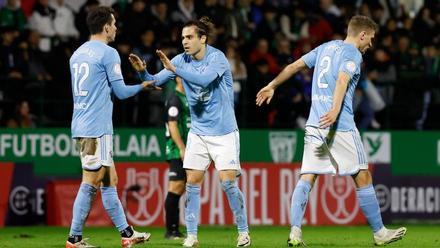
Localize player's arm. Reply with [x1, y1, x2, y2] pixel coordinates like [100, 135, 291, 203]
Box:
[129, 53, 174, 86]
[319, 72, 350, 128]
[168, 121, 186, 160]
[111, 79, 157, 99]
[256, 58, 307, 106]
[156, 50, 219, 88]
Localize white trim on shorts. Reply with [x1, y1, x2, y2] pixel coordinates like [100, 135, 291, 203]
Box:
[301, 126, 368, 176]
[183, 130, 241, 173]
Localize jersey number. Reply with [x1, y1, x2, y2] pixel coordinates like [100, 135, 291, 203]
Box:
[72, 63, 89, 96]
[317, 56, 331, 89]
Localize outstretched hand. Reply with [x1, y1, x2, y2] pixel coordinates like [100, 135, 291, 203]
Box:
[141, 80, 161, 91]
[156, 49, 176, 73]
[256, 84, 275, 106]
[128, 53, 146, 72]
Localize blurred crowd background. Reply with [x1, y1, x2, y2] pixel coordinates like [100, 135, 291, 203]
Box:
[0, 0, 438, 130]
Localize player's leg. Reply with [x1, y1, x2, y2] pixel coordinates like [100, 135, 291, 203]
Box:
[98, 135, 150, 247]
[338, 129, 406, 245]
[66, 138, 107, 248]
[289, 127, 335, 247]
[183, 169, 204, 247]
[208, 130, 250, 247]
[353, 170, 406, 246]
[182, 132, 211, 247]
[165, 159, 186, 239]
[218, 170, 250, 247]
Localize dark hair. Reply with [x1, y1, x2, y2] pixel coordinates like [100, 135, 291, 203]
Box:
[347, 15, 378, 36]
[86, 6, 115, 35]
[183, 16, 215, 43]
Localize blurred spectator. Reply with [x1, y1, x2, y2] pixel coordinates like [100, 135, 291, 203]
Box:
[368, 47, 397, 105]
[123, 0, 151, 45]
[222, 0, 252, 43]
[171, 0, 196, 24]
[274, 36, 294, 68]
[75, 0, 99, 42]
[0, 0, 27, 31]
[6, 100, 36, 128]
[412, 6, 436, 47]
[280, 4, 307, 42]
[26, 30, 52, 82]
[225, 41, 247, 107]
[132, 29, 159, 74]
[28, 0, 57, 52]
[249, 38, 279, 74]
[253, 4, 279, 41]
[150, 0, 173, 42]
[51, 0, 79, 42]
[0, 26, 24, 79]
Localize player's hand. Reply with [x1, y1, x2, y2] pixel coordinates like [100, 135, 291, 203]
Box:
[141, 80, 161, 90]
[319, 109, 339, 128]
[256, 84, 275, 106]
[128, 53, 146, 72]
[156, 49, 176, 73]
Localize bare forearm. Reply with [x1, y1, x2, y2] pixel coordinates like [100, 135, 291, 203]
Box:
[331, 73, 350, 113]
[169, 122, 185, 150]
[268, 59, 307, 89]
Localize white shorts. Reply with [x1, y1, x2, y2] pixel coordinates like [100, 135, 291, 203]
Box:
[183, 130, 241, 172]
[75, 135, 113, 170]
[301, 126, 368, 176]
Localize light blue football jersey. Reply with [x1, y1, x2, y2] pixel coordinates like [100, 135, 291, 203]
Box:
[302, 40, 362, 131]
[70, 41, 123, 138]
[142, 45, 238, 136]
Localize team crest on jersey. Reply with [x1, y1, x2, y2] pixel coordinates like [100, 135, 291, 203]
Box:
[346, 61, 356, 73]
[113, 63, 122, 75]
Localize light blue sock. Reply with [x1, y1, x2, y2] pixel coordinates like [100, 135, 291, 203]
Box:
[69, 183, 97, 236]
[185, 184, 201, 235]
[101, 186, 129, 232]
[356, 184, 384, 233]
[221, 180, 249, 233]
[290, 179, 312, 228]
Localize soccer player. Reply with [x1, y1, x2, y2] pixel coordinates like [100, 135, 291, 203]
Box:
[163, 77, 190, 239]
[129, 17, 251, 247]
[256, 15, 406, 246]
[66, 6, 155, 248]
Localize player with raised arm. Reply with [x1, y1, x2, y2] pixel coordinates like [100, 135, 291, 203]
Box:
[66, 6, 155, 248]
[256, 15, 406, 247]
[129, 17, 251, 247]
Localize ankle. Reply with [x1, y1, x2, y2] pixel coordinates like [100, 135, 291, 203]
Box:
[68, 235, 82, 243]
[120, 226, 134, 238]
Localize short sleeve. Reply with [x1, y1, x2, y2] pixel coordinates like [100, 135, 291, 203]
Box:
[103, 48, 124, 83]
[301, 46, 320, 68]
[339, 49, 362, 79]
[165, 94, 181, 121]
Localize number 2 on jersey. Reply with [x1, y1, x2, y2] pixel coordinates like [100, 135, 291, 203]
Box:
[72, 63, 89, 96]
[317, 56, 331, 89]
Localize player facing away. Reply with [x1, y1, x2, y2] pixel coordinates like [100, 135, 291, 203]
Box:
[66, 6, 156, 248]
[256, 15, 406, 246]
[164, 77, 190, 240]
[129, 17, 251, 247]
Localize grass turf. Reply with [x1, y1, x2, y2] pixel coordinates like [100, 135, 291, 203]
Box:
[0, 224, 439, 247]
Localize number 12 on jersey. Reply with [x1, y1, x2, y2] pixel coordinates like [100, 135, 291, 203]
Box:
[72, 62, 90, 96]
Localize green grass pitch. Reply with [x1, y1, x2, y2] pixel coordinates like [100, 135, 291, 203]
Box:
[0, 224, 439, 247]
